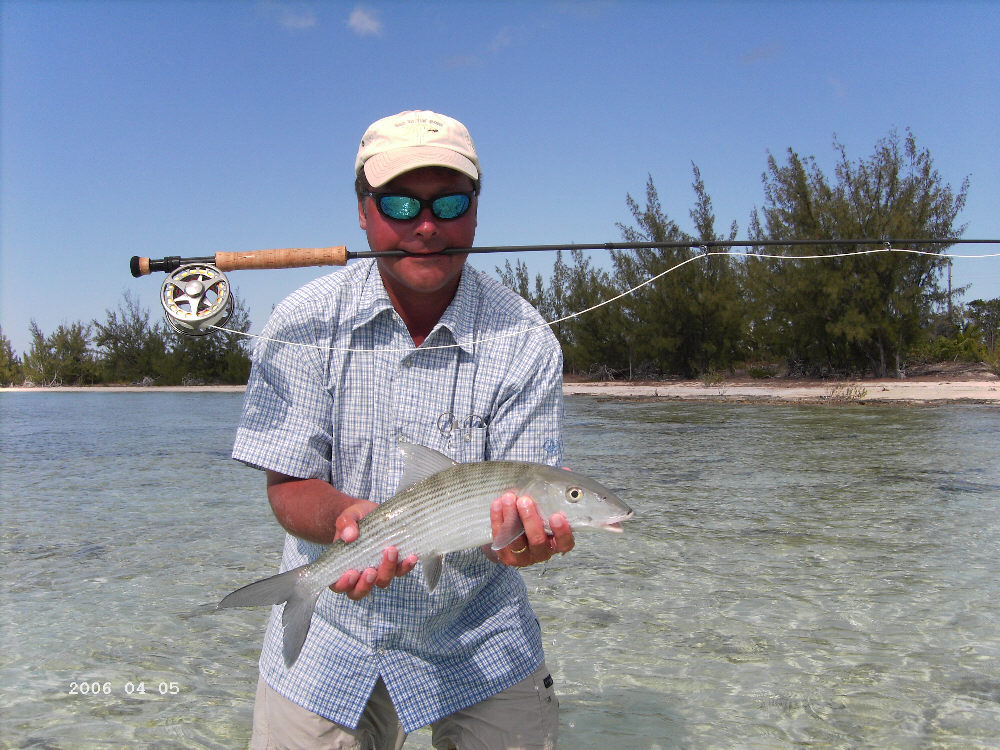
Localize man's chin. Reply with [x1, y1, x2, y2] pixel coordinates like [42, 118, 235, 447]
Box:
[377, 257, 466, 295]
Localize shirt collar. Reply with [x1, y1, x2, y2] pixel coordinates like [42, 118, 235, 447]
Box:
[350, 261, 396, 332]
[349, 260, 478, 355]
[429, 267, 477, 354]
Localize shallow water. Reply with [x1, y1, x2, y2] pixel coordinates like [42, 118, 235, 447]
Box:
[1, 393, 998, 748]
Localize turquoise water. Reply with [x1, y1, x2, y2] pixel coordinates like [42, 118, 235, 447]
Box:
[1, 393, 998, 748]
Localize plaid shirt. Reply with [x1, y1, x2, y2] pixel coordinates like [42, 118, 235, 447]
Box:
[232, 259, 563, 733]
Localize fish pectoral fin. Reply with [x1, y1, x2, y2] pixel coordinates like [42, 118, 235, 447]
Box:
[397, 443, 458, 492]
[422, 554, 445, 592]
[490, 516, 527, 552]
[279, 586, 322, 669]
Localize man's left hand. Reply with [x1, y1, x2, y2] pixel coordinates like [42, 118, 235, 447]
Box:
[486, 491, 575, 567]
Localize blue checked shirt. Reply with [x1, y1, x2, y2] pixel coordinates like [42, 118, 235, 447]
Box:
[232, 259, 564, 733]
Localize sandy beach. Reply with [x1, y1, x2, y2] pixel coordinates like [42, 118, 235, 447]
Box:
[4, 365, 997, 404]
[563, 378, 999, 404]
[563, 362, 999, 404]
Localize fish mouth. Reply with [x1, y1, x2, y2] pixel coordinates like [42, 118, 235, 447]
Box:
[599, 509, 635, 532]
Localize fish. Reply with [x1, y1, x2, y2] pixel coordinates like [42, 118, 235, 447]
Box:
[218, 441, 633, 668]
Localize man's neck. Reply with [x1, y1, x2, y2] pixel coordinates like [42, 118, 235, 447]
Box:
[379, 271, 462, 347]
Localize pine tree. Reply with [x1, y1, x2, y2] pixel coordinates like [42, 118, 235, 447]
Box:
[22, 321, 99, 385]
[613, 169, 742, 378]
[0, 327, 23, 385]
[747, 130, 967, 376]
[93, 291, 169, 383]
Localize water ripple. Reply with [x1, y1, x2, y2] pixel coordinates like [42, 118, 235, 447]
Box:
[2, 393, 998, 748]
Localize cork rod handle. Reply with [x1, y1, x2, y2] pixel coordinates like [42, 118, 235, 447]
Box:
[130, 246, 350, 277]
[214, 246, 348, 271]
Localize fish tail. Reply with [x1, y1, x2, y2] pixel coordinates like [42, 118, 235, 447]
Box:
[217, 564, 321, 668]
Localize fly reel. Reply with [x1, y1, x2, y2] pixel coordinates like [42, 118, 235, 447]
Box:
[160, 263, 233, 336]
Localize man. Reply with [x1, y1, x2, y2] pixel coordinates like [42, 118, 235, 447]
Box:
[233, 110, 574, 749]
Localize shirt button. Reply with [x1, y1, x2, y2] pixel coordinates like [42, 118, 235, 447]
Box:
[374, 646, 386, 657]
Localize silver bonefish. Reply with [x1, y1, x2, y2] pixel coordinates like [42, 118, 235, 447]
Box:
[218, 442, 634, 668]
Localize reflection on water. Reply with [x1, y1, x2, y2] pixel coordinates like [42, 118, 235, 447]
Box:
[1, 393, 998, 748]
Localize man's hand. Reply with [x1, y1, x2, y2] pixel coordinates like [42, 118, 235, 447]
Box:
[329, 500, 419, 600]
[486, 491, 575, 567]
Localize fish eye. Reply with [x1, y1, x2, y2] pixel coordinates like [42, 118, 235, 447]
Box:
[566, 487, 583, 503]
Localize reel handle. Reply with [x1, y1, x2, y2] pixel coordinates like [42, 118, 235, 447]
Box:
[130, 245, 348, 277]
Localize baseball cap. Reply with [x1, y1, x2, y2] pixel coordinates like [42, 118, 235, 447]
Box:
[355, 110, 480, 188]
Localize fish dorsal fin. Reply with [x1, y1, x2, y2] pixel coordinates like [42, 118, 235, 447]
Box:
[397, 442, 457, 492]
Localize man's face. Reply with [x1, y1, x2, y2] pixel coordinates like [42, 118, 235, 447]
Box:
[359, 166, 477, 298]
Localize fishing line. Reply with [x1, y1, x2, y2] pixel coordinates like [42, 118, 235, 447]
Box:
[208, 246, 1000, 355]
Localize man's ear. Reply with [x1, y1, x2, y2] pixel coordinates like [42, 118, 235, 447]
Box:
[358, 196, 368, 231]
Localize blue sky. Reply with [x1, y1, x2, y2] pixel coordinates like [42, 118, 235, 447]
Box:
[2, 0, 998, 356]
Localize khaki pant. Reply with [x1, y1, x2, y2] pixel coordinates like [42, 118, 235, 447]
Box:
[250, 662, 558, 750]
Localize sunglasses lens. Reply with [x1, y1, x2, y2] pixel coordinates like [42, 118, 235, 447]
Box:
[432, 194, 471, 219]
[379, 195, 421, 220]
[374, 192, 471, 220]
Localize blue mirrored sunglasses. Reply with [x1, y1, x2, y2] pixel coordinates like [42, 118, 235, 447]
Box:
[364, 191, 473, 221]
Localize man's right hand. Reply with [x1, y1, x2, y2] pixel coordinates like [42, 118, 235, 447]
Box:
[330, 501, 419, 600]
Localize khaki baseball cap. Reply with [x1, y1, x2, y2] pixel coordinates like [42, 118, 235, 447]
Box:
[355, 110, 480, 188]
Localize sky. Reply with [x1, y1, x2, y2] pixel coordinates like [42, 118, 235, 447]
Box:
[2, 0, 998, 356]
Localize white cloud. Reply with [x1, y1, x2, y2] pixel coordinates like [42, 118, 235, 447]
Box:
[260, 1, 317, 31]
[280, 9, 317, 30]
[348, 5, 382, 36]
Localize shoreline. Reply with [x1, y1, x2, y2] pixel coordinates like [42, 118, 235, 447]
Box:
[0, 384, 249, 393]
[562, 378, 999, 405]
[3, 377, 997, 404]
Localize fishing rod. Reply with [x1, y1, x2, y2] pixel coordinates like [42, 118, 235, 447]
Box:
[130, 237, 999, 276]
[129, 238, 999, 336]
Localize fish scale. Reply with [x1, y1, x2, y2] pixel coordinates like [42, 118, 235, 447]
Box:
[218, 442, 633, 668]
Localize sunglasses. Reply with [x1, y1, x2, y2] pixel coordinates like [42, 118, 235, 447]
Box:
[364, 191, 474, 221]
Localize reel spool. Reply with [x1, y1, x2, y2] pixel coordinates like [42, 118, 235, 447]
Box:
[160, 263, 233, 336]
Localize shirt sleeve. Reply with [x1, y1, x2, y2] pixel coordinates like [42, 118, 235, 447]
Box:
[231, 303, 334, 480]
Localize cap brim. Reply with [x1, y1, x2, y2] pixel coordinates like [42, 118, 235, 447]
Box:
[363, 146, 479, 188]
